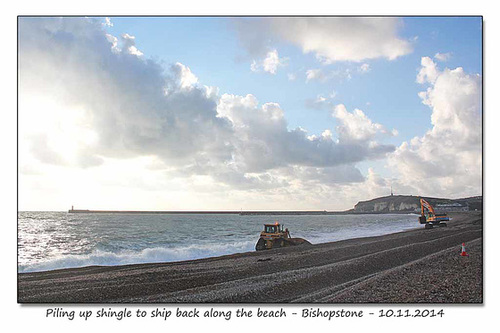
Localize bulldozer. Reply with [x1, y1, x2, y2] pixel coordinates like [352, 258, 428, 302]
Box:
[255, 222, 310, 251]
[419, 198, 449, 229]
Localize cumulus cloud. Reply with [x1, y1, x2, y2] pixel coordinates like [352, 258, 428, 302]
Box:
[334, 104, 397, 142]
[416, 56, 439, 84]
[234, 17, 412, 63]
[389, 57, 482, 197]
[218, 95, 394, 175]
[19, 17, 398, 196]
[250, 49, 288, 74]
[19, 17, 233, 170]
[104, 32, 145, 56]
[121, 33, 144, 56]
[171, 62, 199, 89]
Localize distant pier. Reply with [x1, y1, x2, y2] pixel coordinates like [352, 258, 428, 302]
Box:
[67, 209, 343, 215]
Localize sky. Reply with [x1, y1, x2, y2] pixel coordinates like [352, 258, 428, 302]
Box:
[18, 16, 483, 211]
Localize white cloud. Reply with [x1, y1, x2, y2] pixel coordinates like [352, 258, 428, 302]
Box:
[416, 56, 439, 84]
[104, 32, 143, 56]
[262, 49, 287, 74]
[171, 62, 199, 89]
[235, 17, 412, 63]
[389, 57, 482, 197]
[358, 63, 371, 73]
[305, 94, 329, 110]
[306, 68, 326, 83]
[250, 60, 259, 72]
[216, 94, 395, 176]
[316, 96, 327, 103]
[304, 92, 338, 110]
[333, 104, 396, 142]
[19, 17, 232, 172]
[105, 33, 119, 53]
[305, 68, 352, 83]
[434, 52, 452, 62]
[250, 49, 288, 74]
[121, 33, 143, 56]
[102, 17, 113, 27]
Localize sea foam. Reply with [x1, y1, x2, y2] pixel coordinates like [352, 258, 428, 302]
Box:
[18, 240, 255, 273]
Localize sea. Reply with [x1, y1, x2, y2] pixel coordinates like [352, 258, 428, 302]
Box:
[18, 212, 419, 273]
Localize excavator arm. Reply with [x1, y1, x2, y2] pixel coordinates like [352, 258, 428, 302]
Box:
[419, 198, 449, 228]
[420, 198, 435, 216]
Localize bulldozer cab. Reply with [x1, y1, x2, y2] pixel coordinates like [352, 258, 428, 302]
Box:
[264, 224, 283, 234]
[256, 222, 293, 251]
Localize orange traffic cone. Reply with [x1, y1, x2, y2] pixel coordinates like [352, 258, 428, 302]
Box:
[460, 243, 469, 256]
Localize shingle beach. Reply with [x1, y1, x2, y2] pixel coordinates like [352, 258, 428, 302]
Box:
[18, 211, 482, 303]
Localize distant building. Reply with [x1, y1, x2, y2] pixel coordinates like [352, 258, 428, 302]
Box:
[435, 203, 469, 212]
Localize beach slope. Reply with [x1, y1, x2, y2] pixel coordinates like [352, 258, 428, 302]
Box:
[18, 212, 482, 303]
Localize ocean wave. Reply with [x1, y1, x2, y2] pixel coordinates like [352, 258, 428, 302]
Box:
[18, 240, 256, 273]
[19, 213, 420, 273]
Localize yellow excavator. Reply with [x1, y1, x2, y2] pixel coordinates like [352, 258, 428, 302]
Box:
[255, 222, 310, 250]
[419, 198, 449, 229]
